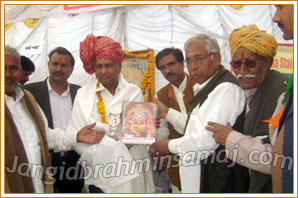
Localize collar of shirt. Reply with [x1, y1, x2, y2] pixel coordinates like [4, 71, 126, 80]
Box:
[244, 87, 257, 114]
[192, 71, 217, 95]
[47, 78, 70, 96]
[244, 87, 257, 103]
[5, 85, 24, 103]
[95, 74, 125, 94]
[171, 74, 187, 93]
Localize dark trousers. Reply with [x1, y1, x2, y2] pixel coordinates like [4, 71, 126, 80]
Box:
[51, 150, 84, 193]
[89, 185, 104, 193]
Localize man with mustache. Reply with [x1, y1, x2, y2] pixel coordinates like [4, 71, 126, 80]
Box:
[271, 4, 294, 193]
[24, 47, 84, 193]
[154, 48, 194, 193]
[5, 45, 104, 193]
[66, 34, 155, 193]
[206, 25, 287, 193]
[150, 34, 248, 193]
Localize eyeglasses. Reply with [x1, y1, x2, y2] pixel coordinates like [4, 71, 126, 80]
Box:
[230, 60, 259, 69]
[185, 53, 214, 65]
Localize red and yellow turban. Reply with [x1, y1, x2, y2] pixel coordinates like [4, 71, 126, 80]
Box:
[229, 24, 277, 58]
[80, 34, 125, 74]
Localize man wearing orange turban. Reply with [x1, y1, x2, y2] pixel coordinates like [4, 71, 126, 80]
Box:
[206, 25, 288, 193]
[66, 34, 155, 193]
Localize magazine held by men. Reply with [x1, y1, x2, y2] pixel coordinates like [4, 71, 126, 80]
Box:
[107, 102, 157, 144]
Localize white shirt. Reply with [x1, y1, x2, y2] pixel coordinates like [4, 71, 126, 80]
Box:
[156, 75, 188, 140]
[5, 86, 77, 193]
[47, 79, 72, 130]
[171, 74, 187, 114]
[67, 75, 155, 193]
[244, 87, 257, 114]
[165, 76, 246, 193]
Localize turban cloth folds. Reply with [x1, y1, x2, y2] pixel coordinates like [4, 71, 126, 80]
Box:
[229, 24, 277, 58]
[80, 34, 125, 74]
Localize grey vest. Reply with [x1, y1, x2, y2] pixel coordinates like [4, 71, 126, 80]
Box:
[245, 70, 287, 193]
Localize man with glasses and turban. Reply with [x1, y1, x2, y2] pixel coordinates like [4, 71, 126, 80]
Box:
[66, 34, 155, 193]
[150, 34, 248, 193]
[206, 24, 287, 193]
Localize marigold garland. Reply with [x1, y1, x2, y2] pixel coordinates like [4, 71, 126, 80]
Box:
[124, 50, 155, 102]
[96, 82, 108, 124]
[231, 5, 245, 9]
[5, 24, 13, 32]
[24, 18, 40, 29]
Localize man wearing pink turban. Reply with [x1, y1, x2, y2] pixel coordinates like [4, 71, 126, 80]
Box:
[66, 34, 155, 193]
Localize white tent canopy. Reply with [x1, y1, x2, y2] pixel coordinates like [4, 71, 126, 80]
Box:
[4, 4, 293, 92]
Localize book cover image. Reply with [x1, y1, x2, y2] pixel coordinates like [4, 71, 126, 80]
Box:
[121, 102, 157, 145]
[108, 113, 122, 141]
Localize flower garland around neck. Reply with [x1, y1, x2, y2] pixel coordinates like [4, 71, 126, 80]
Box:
[24, 18, 40, 29]
[96, 81, 108, 124]
[124, 50, 155, 102]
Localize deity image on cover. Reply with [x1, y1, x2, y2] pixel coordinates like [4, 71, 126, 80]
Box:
[108, 113, 122, 141]
[122, 102, 157, 144]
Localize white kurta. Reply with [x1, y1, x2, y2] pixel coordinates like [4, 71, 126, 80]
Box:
[166, 77, 246, 193]
[67, 75, 155, 193]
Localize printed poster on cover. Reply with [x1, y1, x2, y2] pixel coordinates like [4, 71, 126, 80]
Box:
[121, 102, 157, 144]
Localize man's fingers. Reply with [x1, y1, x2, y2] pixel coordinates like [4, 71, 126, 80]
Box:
[207, 121, 215, 126]
[207, 121, 220, 127]
[96, 130, 105, 135]
[227, 122, 232, 128]
[86, 122, 96, 129]
[205, 125, 216, 133]
[212, 133, 223, 145]
[212, 134, 220, 144]
[154, 117, 161, 128]
[94, 134, 104, 143]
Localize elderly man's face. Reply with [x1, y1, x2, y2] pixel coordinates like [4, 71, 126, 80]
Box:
[231, 47, 271, 90]
[273, 5, 293, 40]
[94, 58, 121, 88]
[5, 54, 22, 96]
[185, 39, 220, 84]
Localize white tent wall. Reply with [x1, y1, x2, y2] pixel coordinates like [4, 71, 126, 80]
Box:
[5, 4, 292, 92]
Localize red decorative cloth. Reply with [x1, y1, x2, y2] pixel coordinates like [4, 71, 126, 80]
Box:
[80, 34, 125, 74]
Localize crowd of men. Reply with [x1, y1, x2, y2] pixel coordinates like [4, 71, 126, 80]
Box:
[4, 5, 293, 194]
